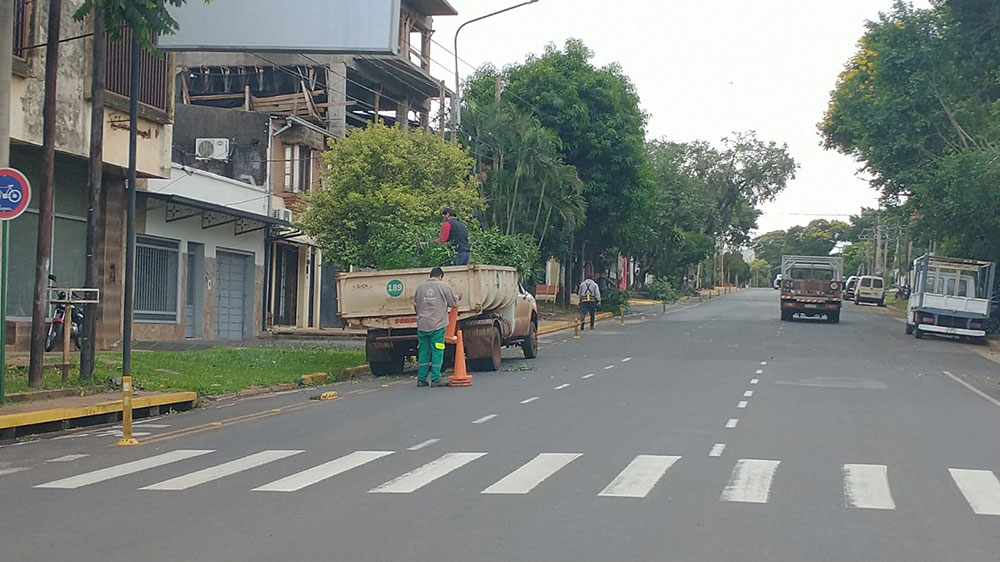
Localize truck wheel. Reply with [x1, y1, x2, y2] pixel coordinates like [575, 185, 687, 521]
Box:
[878, 299, 885, 307]
[905, 323, 914, 335]
[829, 312, 840, 324]
[369, 352, 404, 376]
[483, 326, 502, 371]
[914, 328, 924, 339]
[780, 310, 790, 321]
[521, 321, 538, 359]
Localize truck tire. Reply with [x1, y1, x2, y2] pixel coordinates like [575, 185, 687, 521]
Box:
[780, 310, 791, 321]
[914, 328, 924, 339]
[828, 311, 840, 323]
[905, 323, 914, 335]
[369, 352, 404, 376]
[482, 326, 502, 372]
[521, 321, 538, 359]
[878, 299, 885, 307]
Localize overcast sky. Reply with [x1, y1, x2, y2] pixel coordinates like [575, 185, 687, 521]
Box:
[428, 0, 931, 236]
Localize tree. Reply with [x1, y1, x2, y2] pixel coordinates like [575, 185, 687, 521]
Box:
[70, 0, 212, 381]
[750, 259, 772, 287]
[820, 0, 1000, 264]
[464, 39, 655, 269]
[300, 124, 483, 270]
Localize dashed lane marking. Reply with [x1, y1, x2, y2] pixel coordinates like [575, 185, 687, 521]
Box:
[709, 444, 726, 458]
[750, 379, 759, 385]
[582, 374, 595, 379]
[554, 384, 570, 390]
[737, 401, 748, 409]
[726, 419, 739, 428]
[407, 439, 440, 451]
[48, 454, 90, 463]
[520, 397, 540, 404]
[472, 414, 498, 424]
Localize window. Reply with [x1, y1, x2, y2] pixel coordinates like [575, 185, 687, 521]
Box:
[298, 147, 312, 192]
[790, 267, 833, 281]
[135, 236, 179, 322]
[12, 0, 29, 61]
[104, 27, 169, 111]
[861, 278, 871, 287]
[872, 278, 883, 289]
[282, 145, 312, 193]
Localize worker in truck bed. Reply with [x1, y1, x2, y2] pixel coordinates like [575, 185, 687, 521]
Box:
[436, 208, 471, 265]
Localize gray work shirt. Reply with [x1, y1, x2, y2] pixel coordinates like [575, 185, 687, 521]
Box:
[413, 278, 458, 333]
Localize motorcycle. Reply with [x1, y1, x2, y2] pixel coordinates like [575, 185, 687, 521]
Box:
[895, 284, 911, 300]
[45, 275, 84, 352]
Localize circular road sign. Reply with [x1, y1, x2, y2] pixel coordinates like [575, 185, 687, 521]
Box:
[0, 168, 31, 221]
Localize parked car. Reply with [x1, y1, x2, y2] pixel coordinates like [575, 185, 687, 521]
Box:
[773, 274, 782, 290]
[854, 275, 885, 306]
[844, 276, 859, 300]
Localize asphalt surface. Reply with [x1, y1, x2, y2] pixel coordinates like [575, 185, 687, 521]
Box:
[2, 289, 1000, 562]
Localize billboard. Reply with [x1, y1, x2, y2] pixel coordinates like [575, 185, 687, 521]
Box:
[159, 0, 401, 54]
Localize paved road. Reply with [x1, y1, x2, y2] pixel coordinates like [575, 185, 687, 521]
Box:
[2, 289, 1000, 561]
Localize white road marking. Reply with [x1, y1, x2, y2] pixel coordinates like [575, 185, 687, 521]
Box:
[737, 401, 748, 409]
[52, 433, 89, 440]
[721, 459, 781, 503]
[36, 450, 214, 489]
[755, 369, 764, 375]
[750, 379, 759, 385]
[0, 467, 29, 476]
[621, 357, 632, 362]
[949, 469, 1000, 515]
[216, 403, 236, 408]
[599, 455, 680, 498]
[95, 430, 152, 438]
[483, 453, 582, 495]
[760, 361, 767, 366]
[743, 391, 754, 398]
[132, 424, 171, 429]
[603, 365, 615, 370]
[725, 418, 739, 428]
[48, 454, 90, 463]
[709, 444, 726, 457]
[519, 397, 540, 404]
[141, 450, 303, 491]
[407, 439, 440, 451]
[370, 452, 487, 494]
[255, 451, 394, 492]
[472, 414, 497, 424]
[943, 371, 1000, 410]
[843, 464, 895, 510]
[582, 374, 595, 379]
[554, 384, 570, 390]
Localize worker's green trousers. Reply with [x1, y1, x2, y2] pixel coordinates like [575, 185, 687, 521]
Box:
[417, 327, 447, 382]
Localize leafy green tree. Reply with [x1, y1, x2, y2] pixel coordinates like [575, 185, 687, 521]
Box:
[750, 259, 772, 287]
[821, 0, 1000, 263]
[301, 124, 483, 270]
[464, 39, 655, 265]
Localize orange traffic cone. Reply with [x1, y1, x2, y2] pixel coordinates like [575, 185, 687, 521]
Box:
[448, 329, 472, 387]
[445, 307, 459, 344]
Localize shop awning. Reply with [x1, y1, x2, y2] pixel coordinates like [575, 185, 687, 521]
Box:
[141, 191, 292, 236]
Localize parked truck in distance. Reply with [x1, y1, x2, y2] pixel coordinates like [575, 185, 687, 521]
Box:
[779, 255, 844, 323]
[905, 254, 995, 343]
[337, 265, 538, 375]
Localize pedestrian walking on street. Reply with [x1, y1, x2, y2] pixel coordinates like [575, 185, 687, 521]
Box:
[579, 270, 602, 331]
[414, 267, 459, 387]
[436, 208, 471, 265]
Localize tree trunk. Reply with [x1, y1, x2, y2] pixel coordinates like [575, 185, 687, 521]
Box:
[80, 5, 105, 380]
[28, 0, 64, 388]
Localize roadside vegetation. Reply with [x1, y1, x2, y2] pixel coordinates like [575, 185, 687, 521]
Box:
[2, 348, 365, 397]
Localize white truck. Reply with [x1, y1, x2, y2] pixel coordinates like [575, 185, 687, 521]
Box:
[337, 265, 539, 375]
[905, 254, 995, 343]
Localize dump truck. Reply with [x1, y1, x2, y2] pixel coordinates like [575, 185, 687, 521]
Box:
[905, 254, 995, 343]
[337, 265, 538, 375]
[779, 255, 844, 323]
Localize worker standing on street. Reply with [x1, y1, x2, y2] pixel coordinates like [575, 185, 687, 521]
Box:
[413, 267, 459, 387]
[436, 208, 471, 265]
[579, 269, 602, 331]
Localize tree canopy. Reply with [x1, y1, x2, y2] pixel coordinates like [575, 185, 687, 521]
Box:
[820, 0, 1000, 264]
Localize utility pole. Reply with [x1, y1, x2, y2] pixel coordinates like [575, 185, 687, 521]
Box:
[80, 4, 106, 380]
[874, 211, 881, 276]
[28, 0, 64, 388]
[1, 0, 13, 401]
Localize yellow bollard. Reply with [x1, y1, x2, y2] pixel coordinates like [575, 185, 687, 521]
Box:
[115, 375, 139, 446]
[573, 320, 580, 339]
[620, 308, 625, 326]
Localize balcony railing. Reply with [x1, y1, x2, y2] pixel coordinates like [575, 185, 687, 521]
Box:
[12, 0, 29, 61]
[105, 27, 169, 112]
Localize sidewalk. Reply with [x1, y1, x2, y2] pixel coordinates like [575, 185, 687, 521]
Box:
[0, 391, 197, 440]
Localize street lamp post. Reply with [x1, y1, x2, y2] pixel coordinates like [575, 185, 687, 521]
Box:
[451, 0, 540, 142]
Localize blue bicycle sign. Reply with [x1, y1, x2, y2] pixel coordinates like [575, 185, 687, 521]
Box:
[0, 168, 31, 220]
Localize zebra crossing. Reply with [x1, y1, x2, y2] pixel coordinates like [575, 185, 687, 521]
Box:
[26, 448, 1000, 516]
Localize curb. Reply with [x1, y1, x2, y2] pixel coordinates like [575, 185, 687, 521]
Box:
[0, 392, 198, 433]
[538, 312, 615, 335]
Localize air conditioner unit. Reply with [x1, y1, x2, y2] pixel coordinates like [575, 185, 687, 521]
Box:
[272, 208, 293, 223]
[195, 138, 230, 160]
